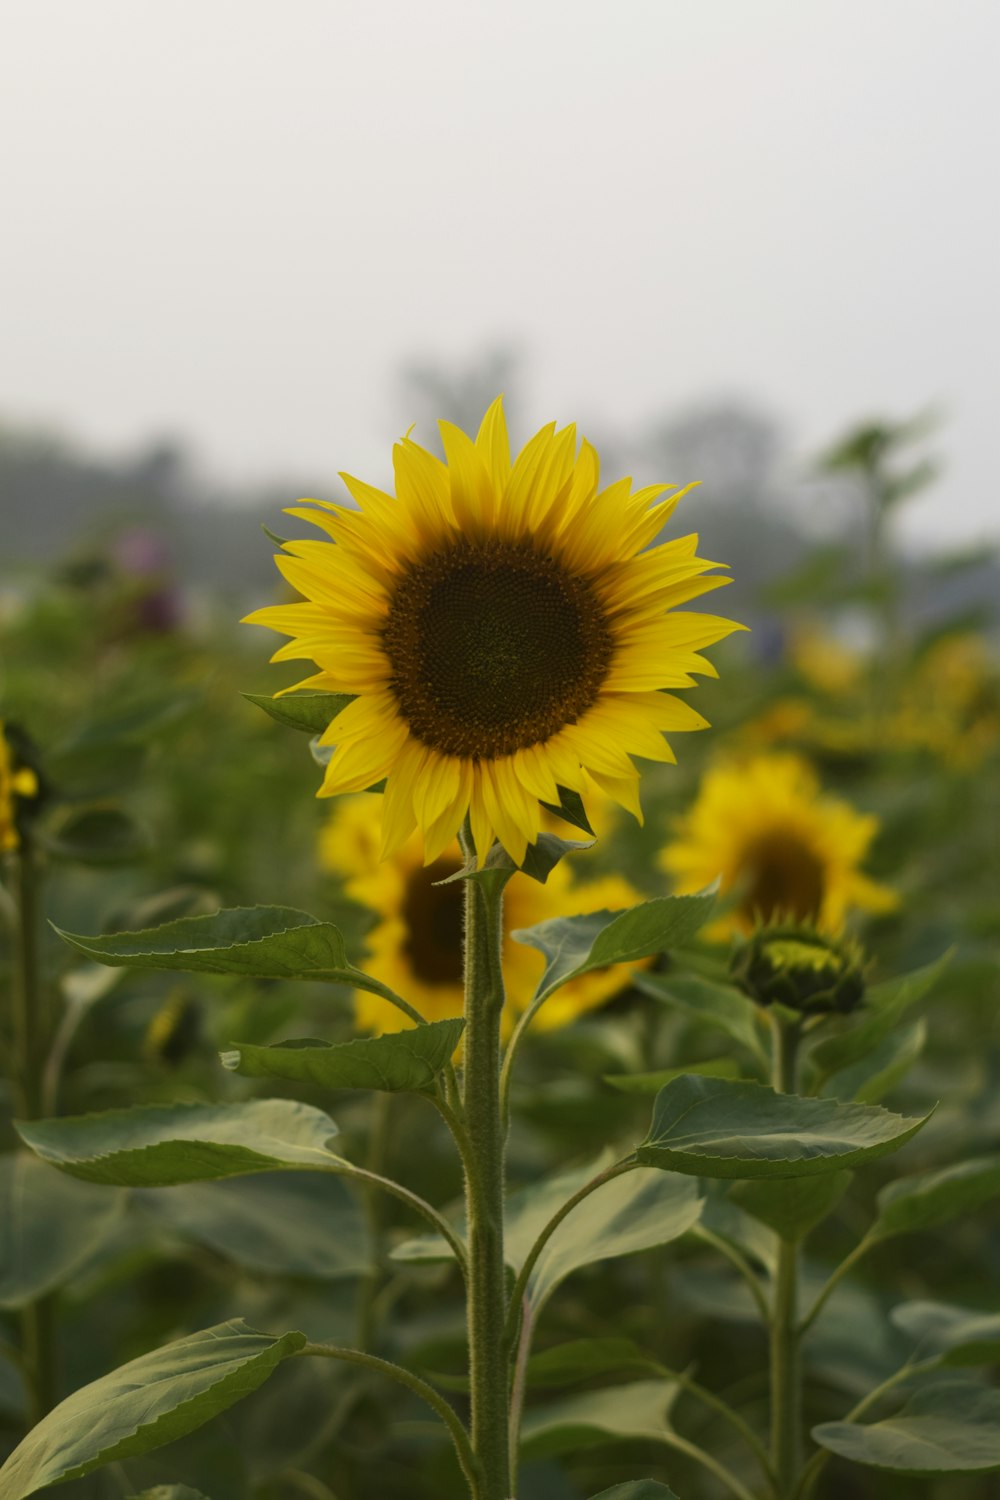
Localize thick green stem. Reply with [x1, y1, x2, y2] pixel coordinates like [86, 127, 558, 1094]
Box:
[459, 823, 511, 1500]
[770, 1014, 802, 1499]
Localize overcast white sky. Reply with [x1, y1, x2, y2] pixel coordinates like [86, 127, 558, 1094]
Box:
[2, 0, 998, 546]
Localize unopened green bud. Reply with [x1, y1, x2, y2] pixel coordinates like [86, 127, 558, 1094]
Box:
[731, 923, 865, 1015]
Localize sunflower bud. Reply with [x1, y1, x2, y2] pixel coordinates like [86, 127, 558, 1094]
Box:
[730, 923, 865, 1015]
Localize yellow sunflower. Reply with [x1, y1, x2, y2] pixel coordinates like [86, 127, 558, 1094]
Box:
[320, 794, 645, 1035]
[0, 721, 38, 854]
[246, 397, 742, 865]
[659, 752, 897, 937]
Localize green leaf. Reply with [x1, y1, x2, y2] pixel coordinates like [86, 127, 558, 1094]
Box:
[527, 1338, 663, 1390]
[586, 1485, 680, 1500]
[637, 1076, 931, 1179]
[520, 1379, 680, 1459]
[635, 972, 766, 1062]
[0, 1154, 128, 1308]
[136, 1173, 371, 1279]
[128, 1489, 213, 1500]
[604, 1057, 743, 1094]
[243, 691, 354, 735]
[52, 906, 393, 1004]
[812, 1381, 1000, 1474]
[871, 1154, 1000, 1240]
[540, 785, 595, 836]
[730, 1171, 853, 1242]
[0, 1320, 305, 1498]
[479, 829, 596, 885]
[820, 1020, 927, 1105]
[809, 953, 951, 1088]
[221, 1019, 464, 1094]
[514, 892, 715, 1004]
[890, 1301, 1000, 1366]
[17, 1100, 341, 1187]
[40, 806, 151, 865]
[512, 1163, 701, 1313]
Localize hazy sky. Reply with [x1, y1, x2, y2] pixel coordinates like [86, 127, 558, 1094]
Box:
[3, 1, 998, 546]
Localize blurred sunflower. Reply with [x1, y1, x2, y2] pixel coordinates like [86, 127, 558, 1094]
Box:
[660, 752, 896, 936]
[0, 720, 39, 854]
[320, 795, 645, 1035]
[247, 396, 742, 865]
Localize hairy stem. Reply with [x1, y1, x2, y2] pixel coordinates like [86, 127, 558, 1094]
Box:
[770, 1013, 802, 1498]
[459, 822, 511, 1500]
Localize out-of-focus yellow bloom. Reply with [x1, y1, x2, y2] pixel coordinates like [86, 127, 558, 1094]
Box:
[0, 720, 39, 854]
[791, 628, 861, 697]
[320, 795, 644, 1037]
[247, 395, 743, 867]
[659, 752, 896, 937]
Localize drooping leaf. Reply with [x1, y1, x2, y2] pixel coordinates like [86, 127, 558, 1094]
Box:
[637, 1076, 930, 1179]
[527, 1337, 663, 1390]
[514, 892, 715, 1004]
[0, 1320, 306, 1498]
[17, 1100, 341, 1187]
[730, 1171, 853, 1242]
[520, 1379, 680, 1459]
[808, 953, 951, 1087]
[635, 971, 766, 1062]
[604, 1057, 744, 1094]
[0, 1154, 127, 1308]
[136, 1172, 371, 1279]
[871, 1154, 1000, 1240]
[812, 1381, 1000, 1474]
[890, 1301, 1000, 1366]
[820, 1020, 927, 1105]
[221, 1019, 464, 1094]
[242, 691, 354, 735]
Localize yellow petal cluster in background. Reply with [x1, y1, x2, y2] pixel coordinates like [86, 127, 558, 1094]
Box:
[247, 397, 743, 866]
[320, 795, 645, 1036]
[0, 720, 38, 854]
[659, 751, 896, 937]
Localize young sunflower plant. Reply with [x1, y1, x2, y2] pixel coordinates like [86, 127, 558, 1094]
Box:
[4, 403, 994, 1500]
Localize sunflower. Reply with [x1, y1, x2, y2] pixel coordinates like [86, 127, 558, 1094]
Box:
[0, 720, 38, 854]
[246, 398, 742, 865]
[659, 752, 897, 936]
[320, 794, 645, 1035]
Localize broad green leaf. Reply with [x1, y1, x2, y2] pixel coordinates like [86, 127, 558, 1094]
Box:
[514, 892, 715, 1003]
[809, 953, 951, 1087]
[730, 1171, 853, 1242]
[0, 1320, 306, 1498]
[820, 1020, 927, 1105]
[604, 1057, 743, 1094]
[586, 1486, 680, 1500]
[136, 1172, 371, 1279]
[872, 1154, 1000, 1240]
[635, 972, 766, 1062]
[18, 1100, 341, 1186]
[812, 1381, 1000, 1474]
[41, 806, 151, 865]
[890, 1302, 1000, 1366]
[520, 1379, 680, 1459]
[0, 1154, 127, 1308]
[221, 1019, 464, 1094]
[637, 1076, 930, 1179]
[527, 1338, 663, 1390]
[243, 691, 354, 735]
[52, 905, 364, 984]
[515, 1164, 702, 1313]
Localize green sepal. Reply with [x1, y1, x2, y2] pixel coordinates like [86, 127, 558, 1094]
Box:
[539, 785, 595, 835]
[243, 690, 355, 735]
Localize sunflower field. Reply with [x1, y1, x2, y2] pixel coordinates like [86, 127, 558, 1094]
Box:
[1, 401, 999, 1500]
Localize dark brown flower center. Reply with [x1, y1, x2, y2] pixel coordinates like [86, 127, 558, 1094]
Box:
[739, 831, 826, 924]
[401, 856, 465, 984]
[382, 538, 613, 759]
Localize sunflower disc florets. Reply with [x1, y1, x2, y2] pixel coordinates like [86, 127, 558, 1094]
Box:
[730, 921, 866, 1016]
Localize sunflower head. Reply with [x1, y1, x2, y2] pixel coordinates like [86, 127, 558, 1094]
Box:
[660, 751, 897, 937]
[731, 922, 866, 1016]
[0, 720, 41, 855]
[247, 398, 743, 867]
